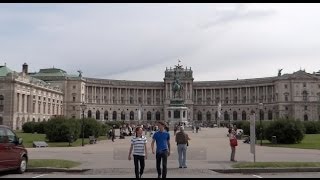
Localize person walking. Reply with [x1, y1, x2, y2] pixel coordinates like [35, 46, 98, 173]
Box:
[151, 121, 171, 178]
[229, 128, 237, 162]
[128, 127, 148, 178]
[175, 126, 190, 168]
[173, 125, 178, 136]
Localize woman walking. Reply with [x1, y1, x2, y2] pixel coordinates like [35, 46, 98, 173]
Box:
[128, 127, 148, 178]
[228, 128, 237, 162]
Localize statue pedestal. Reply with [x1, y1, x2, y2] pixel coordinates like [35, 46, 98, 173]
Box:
[166, 98, 188, 129]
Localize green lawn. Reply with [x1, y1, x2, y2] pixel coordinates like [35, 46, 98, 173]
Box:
[233, 162, 320, 168]
[15, 132, 108, 148]
[28, 159, 81, 168]
[260, 134, 320, 150]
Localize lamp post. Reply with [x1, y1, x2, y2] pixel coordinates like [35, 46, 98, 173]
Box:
[138, 104, 142, 125]
[258, 102, 263, 146]
[80, 102, 87, 147]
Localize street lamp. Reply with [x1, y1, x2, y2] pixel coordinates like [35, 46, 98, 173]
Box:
[80, 102, 87, 147]
[258, 102, 263, 146]
[138, 104, 142, 125]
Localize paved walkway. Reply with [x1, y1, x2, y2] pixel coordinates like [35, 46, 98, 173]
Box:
[26, 128, 320, 171]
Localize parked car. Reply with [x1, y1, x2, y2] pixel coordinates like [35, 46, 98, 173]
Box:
[0, 125, 28, 174]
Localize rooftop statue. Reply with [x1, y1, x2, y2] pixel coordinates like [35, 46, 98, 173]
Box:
[278, 69, 283, 77]
[77, 70, 83, 77]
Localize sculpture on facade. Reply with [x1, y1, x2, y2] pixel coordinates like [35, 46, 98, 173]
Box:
[278, 69, 283, 77]
[77, 70, 83, 77]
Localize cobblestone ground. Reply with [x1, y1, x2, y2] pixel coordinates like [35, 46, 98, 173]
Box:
[27, 127, 320, 172]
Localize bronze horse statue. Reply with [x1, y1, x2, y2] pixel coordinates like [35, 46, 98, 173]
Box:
[172, 77, 183, 98]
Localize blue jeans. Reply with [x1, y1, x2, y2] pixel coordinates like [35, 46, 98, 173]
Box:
[177, 144, 187, 167]
[156, 150, 168, 178]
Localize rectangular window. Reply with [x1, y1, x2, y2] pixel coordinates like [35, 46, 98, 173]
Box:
[73, 85, 76, 89]
[43, 103, 46, 114]
[285, 95, 288, 102]
[304, 106, 308, 110]
[38, 102, 41, 114]
[73, 97, 76, 102]
[303, 83, 306, 87]
[33, 102, 35, 113]
[285, 84, 288, 89]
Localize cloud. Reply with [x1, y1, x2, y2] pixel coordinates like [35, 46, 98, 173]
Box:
[0, 3, 320, 82]
[200, 4, 276, 29]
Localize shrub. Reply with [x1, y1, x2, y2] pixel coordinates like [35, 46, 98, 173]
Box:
[303, 121, 320, 134]
[265, 118, 305, 144]
[239, 121, 250, 135]
[99, 123, 111, 136]
[82, 118, 101, 138]
[22, 122, 36, 133]
[34, 121, 48, 134]
[45, 117, 81, 142]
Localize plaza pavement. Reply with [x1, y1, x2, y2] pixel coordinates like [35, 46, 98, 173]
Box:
[26, 128, 320, 173]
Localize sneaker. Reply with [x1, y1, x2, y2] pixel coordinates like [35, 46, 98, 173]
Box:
[140, 174, 143, 178]
[179, 166, 182, 168]
[183, 166, 187, 168]
[157, 175, 161, 178]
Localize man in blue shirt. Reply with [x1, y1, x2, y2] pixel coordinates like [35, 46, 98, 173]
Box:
[151, 121, 170, 178]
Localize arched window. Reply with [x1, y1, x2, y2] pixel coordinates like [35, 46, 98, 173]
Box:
[16, 117, 20, 130]
[198, 111, 202, 121]
[0, 116, 3, 125]
[242, 111, 246, 120]
[147, 111, 152, 120]
[206, 111, 211, 121]
[233, 111, 237, 121]
[268, 110, 273, 120]
[121, 111, 125, 120]
[88, 110, 92, 118]
[0, 95, 4, 112]
[113, 111, 117, 120]
[130, 111, 134, 120]
[224, 111, 229, 121]
[156, 111, 161, 120]
[168, 111, 171, 118]
[104, 111, 108, 120]
[96, 110, 100, 120]
[304, 114, 308, 121]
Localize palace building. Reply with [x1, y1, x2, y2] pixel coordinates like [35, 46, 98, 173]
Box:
[1, 63, 320, 130]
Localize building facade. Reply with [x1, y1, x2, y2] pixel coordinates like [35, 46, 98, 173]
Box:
[1, 63, 320, 130]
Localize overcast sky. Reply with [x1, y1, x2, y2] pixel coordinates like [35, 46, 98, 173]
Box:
[1, 3, 320, 81]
